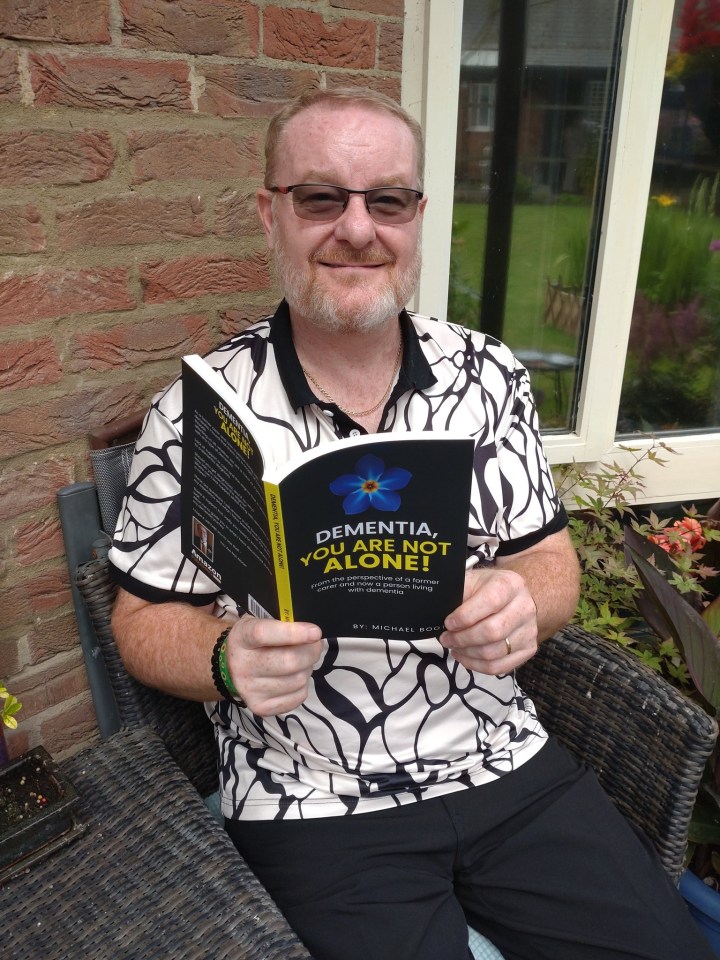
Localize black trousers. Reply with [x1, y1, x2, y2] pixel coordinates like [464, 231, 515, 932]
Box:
[225, 738, 715, 960]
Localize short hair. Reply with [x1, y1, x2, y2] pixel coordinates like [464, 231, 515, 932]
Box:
[264, 87, 425, 189]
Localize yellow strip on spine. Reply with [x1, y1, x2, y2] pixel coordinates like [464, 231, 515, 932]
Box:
[263, 481, 293, 622]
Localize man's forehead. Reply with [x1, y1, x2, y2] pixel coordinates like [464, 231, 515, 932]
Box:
[278, 103, 418, 180]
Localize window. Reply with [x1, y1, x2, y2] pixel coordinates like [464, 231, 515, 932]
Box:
[467, 82, 496, 131]
[402, 0, 720, 504]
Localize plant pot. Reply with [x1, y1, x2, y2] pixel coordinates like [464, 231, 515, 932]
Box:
[0, 746, 84, 882]
[680, 868, 720, 956]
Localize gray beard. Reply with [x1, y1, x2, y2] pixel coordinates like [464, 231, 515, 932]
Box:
[272, 231, 421, 334]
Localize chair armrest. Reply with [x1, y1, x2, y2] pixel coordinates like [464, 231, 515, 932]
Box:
[518, 624, 718, 881]
[75, 553, 218, 798]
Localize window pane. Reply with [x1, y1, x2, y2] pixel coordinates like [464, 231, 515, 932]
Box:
[449, 0, 622, 430]
[617, 0, 720, 436]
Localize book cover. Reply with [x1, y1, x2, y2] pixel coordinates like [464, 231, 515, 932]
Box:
[181, 355, 475, 639]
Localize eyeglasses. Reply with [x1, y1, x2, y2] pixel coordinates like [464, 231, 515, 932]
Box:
[269, 184, 424, 224]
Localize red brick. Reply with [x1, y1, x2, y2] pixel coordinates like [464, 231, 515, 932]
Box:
[140, 252, 270, 304]
[30, 53, 192, 112]
[0, 582, 30, 629]
[70, 313, 213, 371]
[264, 7, 375, 69]
[0, 129, 115, 187]
[15, 515, 65, 566]
[42, 695, 99, 758]
[46, 659, 91, 707]
[0, 457, 75, 521]
[331, 0, 403, 12]
[0, 638, 22, 678]
[15, 653, 87, 715]
[0, 49, 21, 102]
[0, 203, 46, 255]
[325, 73, 401, 101]
[0, 384, 148, 457]
[198, 63, 319, 118]
[0, 267, 135, 327]
[0, 0, 111, 43]
[27, 567, 73, 615]
[129, 129, 261, 183]
[120, 0, 259, 57]
[378, 20, 403, 73]
[213, 189, 259, 238]
[56, 194, 206, 250]
[27, 611, 80, 664]
[0, 337, 62, 392]
[219, 306, 274, 338]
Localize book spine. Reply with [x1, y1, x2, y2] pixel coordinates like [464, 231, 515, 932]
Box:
[263, 481, 294, 622]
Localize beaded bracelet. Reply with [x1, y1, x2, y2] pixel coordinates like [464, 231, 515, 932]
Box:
[210, 626, 247, 707]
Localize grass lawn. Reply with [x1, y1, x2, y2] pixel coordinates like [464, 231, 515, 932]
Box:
[448, 201, 593, 426]
[449, 201, 591, 351]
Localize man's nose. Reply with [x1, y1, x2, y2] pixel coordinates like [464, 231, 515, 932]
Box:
[333, 193, 377, 247]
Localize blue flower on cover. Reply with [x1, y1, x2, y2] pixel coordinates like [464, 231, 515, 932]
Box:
[329, 454, 412, 515]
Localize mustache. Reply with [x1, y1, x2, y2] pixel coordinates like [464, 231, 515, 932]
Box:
[311, 248, 395, 266]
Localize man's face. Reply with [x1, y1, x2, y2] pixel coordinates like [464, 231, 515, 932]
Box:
[258, 103, 426, 333]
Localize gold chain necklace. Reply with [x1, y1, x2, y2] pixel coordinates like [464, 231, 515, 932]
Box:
[301, 335, 403, 419]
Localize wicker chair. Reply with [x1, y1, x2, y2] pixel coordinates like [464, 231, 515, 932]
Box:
[3, 429, 312, 959]
[30, 427, 716, 960]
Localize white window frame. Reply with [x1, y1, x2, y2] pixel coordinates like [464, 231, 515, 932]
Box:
[402, 0, 720, 505]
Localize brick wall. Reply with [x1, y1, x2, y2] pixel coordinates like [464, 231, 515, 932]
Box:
[0, 0, 404, 760]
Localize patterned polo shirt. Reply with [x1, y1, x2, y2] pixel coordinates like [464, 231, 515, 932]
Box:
[109, 301, 568, 820]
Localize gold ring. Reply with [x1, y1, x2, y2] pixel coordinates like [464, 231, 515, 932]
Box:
[504, 637, 512, 656]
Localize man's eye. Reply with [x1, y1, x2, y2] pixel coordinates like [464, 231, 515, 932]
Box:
[302, 190, 343, 204]
[372, 193, 407, 208]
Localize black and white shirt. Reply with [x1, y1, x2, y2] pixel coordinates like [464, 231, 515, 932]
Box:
[110, 302, 567, 820]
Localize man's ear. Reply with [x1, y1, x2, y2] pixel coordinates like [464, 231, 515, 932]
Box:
[257, 188, 275, 247]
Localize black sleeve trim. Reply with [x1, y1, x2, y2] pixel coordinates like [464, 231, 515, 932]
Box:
[109, 561, 221, 607]
[495, 504, 569, 557]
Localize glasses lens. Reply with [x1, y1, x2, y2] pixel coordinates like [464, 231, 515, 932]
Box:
[291, 185, 347, 221]
[366, 188, 420, 224]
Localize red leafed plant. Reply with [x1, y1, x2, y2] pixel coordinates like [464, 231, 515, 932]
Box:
[679, 0, 720, 56]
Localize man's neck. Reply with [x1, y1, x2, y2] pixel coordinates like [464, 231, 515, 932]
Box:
[289, 309, 404, 432]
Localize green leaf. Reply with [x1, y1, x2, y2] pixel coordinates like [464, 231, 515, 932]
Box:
[704, 594, 720, 638]
[625, 542, 720, 716]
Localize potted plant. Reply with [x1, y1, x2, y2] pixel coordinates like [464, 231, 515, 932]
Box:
[0, 682, 21, 767]
[0, 681, 84, 882]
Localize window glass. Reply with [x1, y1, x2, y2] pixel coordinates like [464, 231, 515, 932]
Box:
[449, 0, 622, 430]
[617, 0, 720, 436]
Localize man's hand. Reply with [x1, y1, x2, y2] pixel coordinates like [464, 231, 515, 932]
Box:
[439, 567, 538, 674]
[226, 617, 324, 716]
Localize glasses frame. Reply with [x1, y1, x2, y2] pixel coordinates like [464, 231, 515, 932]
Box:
[269, 183, 424, 224]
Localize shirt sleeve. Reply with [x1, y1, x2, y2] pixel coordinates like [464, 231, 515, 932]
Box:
[493, 351, 567, 554]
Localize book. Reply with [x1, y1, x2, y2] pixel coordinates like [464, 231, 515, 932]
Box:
[180, 354, 475, 640]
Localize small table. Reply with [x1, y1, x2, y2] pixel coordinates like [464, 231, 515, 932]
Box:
[514, 350, 578, 417]
[2, 728, 310, 960]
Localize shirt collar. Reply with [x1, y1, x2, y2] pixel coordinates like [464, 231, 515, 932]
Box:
[268, 299, 437, 412]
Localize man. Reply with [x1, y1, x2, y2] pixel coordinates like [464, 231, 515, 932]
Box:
[110, 88, 713, 960]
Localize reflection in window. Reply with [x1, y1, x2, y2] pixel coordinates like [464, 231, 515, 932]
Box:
[467, 82, 496, 132]
[618, 0, 720, 436]
[449, 0, 622, 430]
